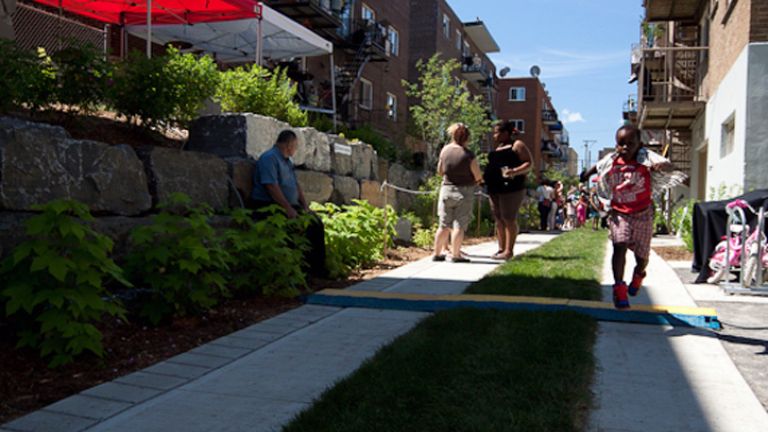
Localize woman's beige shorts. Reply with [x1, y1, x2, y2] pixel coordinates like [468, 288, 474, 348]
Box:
[438, 184, 475, 230]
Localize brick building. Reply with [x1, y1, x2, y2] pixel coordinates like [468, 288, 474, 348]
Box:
[630, 0, 768, 200]
[495, 76, 570, 178]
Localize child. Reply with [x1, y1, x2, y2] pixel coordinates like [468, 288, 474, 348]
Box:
[576, 194, 588, 227]
[581, 125, 672, 309]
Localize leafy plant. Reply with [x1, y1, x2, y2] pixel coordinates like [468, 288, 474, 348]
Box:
[0, 200, 129, 367]
[671, 199, 696, 252]
[403, 54, 493, 167]
[0, 41, 57, 114]
[413, 224, 437, 249]
[52, 43, 113, 115]
[311, 200, 396, 278]
[108, 48, 219, 128]
[216, 65, 308, 126]
[125, 193, 231, 325]
[224, 207, 309, 297]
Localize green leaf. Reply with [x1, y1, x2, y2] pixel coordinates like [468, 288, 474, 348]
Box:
[47, 256, 70, 282]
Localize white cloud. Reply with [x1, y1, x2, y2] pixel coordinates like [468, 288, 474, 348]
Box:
[561, 109, 585, 124]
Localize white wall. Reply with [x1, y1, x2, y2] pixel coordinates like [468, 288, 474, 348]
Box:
[705, 44, 749, 199]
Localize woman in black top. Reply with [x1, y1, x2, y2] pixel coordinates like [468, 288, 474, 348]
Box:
[483, 121, 533, 260]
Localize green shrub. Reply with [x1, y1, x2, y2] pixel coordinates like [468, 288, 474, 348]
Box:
[125, 194, 231, 325]
[216, 65, 308, 127]
[0, 200, 129, 367]
[413, 224, 437, 249]
[518, 195, 540, 231]
[411, 174, 441, 229]
[0, 42, 56, 113]
[52, 44, 112, 115]
[224, 207, 309, 297]
[671, 199, 696, 252]
[311, 200, 396, 278]
[346, 124, 397, 162]
[108, 48, 219, 128]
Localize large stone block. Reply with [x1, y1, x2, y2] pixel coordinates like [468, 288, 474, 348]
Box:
[387, 163, 421, 191]
[140, 147, 229, 211]
[295, 170, 333, 204]
[330, 135, 353, 176]
[352, 143, 373, 180]
[377, 159, 390, 183]
[295, 127, 332, 172]
[0, 120, 151, 216]
[225, 157, 254, 208]
[187, 114, 291, 160]
[331, 176, 360, 205]
[360, 180, 395, 208]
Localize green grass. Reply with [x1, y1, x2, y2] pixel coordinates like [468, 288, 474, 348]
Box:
[467, 228, 607, 301]
[283, 229, 607, 432]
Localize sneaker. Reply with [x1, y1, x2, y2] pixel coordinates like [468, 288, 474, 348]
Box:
[613, 282, 630, 309]
[432, 255, 446, 262]
[629, 271, 646, 297]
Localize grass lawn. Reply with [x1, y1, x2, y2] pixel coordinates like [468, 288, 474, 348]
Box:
[283, 229, 607, 432]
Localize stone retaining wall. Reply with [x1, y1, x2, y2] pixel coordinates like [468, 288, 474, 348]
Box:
[0, 114, 425, 254]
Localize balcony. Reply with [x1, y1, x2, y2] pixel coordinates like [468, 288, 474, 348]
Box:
[542, 109, 558, 125]
[644, 0, 705, 22]
[542, 140, 567, 161]
[623, 94, 638, 122]
[461, 56, 492, 83]
[637, 45, 707, 130]
[342, 19, 389, 61]
[264, 0, 342, 30]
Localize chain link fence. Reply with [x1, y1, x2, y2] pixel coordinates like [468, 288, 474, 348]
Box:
[11, 2, 107, 54]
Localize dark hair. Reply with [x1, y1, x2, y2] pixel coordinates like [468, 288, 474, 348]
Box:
[616, 124, 641, 142]
[276, 130, 297, 145]
[495, 120, 518, 137]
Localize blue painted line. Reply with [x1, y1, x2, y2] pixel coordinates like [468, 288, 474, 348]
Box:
[305, 294, 722, 330]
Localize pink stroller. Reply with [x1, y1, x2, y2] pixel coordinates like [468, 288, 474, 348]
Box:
[707, 199, 768, 288]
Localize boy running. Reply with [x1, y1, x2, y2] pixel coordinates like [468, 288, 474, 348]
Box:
[581, 125, 672, 309]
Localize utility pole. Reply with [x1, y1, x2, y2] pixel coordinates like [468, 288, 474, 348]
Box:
[582, 140, 597, 170]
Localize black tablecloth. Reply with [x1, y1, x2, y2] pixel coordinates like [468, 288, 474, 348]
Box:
[692, 190, 768, 283]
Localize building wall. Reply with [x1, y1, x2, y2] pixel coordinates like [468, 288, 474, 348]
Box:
[750, 0, 768, 42]
[703, 0, 752, 98]
[690, 112, 707, 200]
[744, 42, 768, 191]
[495, 77, 545, 173]
[704, 43, 749, 199]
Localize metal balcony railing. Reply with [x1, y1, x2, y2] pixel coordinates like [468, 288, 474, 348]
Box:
[542, 109, 558, 123]
[639, 45, 708, 104]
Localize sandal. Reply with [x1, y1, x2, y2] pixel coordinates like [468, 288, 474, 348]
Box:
[432, 255, 446, 262]
[451, 256, 470, 263]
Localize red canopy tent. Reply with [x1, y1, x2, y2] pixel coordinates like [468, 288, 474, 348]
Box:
[32, 0, 263, 57]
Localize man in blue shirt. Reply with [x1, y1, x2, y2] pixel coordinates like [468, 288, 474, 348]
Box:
[251, 130, 327, 277]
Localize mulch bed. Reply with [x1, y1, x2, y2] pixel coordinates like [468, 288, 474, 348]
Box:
[0, 245, 433, 424]
[653, 246, 694, 262]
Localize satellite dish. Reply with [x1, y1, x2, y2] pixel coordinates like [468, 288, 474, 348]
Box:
[499, 67, 510, 77]
[530, 65, 541, 77]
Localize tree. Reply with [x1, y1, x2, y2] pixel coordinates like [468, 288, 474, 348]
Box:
[403, 54, 492, 168]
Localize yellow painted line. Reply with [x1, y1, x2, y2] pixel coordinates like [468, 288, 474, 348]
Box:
[314, 289, 718, 317]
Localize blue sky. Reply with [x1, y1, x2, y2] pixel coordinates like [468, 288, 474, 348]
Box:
[449, 0, 643, 170]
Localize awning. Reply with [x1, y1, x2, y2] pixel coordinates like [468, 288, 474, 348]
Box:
[127, 4, 333, 62]
[31, 0, 260, 25]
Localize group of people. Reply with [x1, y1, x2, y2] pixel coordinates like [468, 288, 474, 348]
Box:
[432, 120, 532, 263]
[537, 182, 607, 232]
[250, 121, 671, 310]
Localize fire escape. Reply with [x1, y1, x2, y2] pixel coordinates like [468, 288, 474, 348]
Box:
[634, 0, 708, 175]
[262, 0, 389, 126]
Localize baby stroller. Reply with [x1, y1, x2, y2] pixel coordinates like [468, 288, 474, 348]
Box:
[707, 199, 768, 290]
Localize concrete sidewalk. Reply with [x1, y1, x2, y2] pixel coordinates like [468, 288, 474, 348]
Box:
[2, 234, 556, 432]
[589, 239, 768, 432]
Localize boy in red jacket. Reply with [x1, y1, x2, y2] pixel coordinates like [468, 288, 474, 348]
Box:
[581, 125, 672, 309]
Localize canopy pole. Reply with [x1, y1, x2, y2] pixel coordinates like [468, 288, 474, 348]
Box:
[146, 0, 152, 58]
[330, 53, 337, 132]
[256, 16, 263, 66]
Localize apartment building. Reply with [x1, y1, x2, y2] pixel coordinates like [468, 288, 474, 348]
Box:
[631, 0, 768, 200]
[495, 76, 570, 178]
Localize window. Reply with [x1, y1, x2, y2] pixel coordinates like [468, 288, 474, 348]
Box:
[362, 3, 375, 21]
[359, 78, 373, 110]
[442, 13, 450, 38]
[508, 87, 526, 101]
[455, 30, 462, 50]
[720, 113, 735, 158]
[462, 40, 470, 58]
[387, 26, 399, 56]
[386, 93, 397, 121]
[510, 119, 525, 133]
